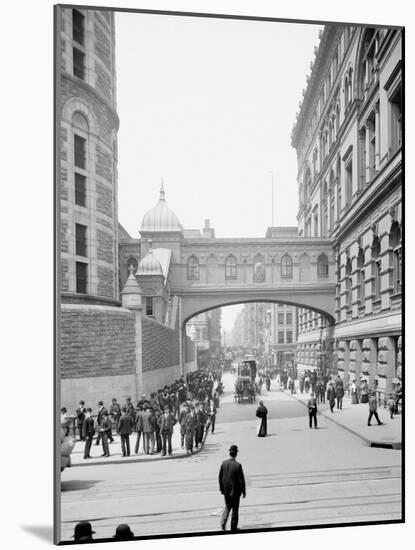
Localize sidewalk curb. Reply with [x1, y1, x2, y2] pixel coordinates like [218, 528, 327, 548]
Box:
[69, 435, 207, 468]
[285, 390, 401, 450]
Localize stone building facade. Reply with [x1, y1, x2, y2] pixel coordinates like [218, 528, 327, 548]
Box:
[57, 8, 196, 411]
[291, 25, 402, 399]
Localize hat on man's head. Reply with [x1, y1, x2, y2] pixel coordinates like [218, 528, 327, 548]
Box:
[113, 524, 134, 540]
[229, 444, 238, 454]
[72, 521, 95, 541]
[98, 400, 103, 406]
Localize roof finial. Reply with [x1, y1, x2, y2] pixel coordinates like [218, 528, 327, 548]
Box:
[128, 264, 136, 276]
[148, 238, 153, 252]
[160, 178, 165, 200]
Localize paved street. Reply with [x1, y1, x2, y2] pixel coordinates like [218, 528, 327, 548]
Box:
[60, 372, 402, 541]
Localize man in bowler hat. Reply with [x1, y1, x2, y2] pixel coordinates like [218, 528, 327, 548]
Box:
[117, 406, 134, 457]
[83, 408, 95, 459]
[72, 521, 95, 542]
[218, 444, 246, 531]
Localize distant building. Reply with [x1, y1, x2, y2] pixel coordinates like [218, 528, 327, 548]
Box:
[291, 25, 402, 397]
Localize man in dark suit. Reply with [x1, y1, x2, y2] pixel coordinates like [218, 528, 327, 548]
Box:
[76, 400, 87, 441]
[194, 402, 206, 449]
[99, 412, 111, 457]
[184, 405, 197, 456]
[117, 406, 134, 457]
[83, 408, 95, 459]
[218, 444, 246, 531]
[158, 407, 177, 456]
[95, 401, 107, 445]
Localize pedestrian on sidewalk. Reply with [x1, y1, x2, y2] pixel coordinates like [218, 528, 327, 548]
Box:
[307, 392, 318, 429]
[388, 394, 395, 419]
[256, 400, 268, 437]
[184, 404, 197, 456]
[154, 407, 163, 453]
[83, 408, 95, 459]
[351, 380, 359, 404]
[194, 401, 206, 449]
[142, 406, 156, 454]
[134, 406, 144, 454]
[117, 406, 133, 457]
[76, 400, 86, 441]
[95, 401, 109, 446]
[327, 382, 336, 413]
[360, 379, 369, 403]
[179, 403, 189, 448]
[158, 407, 177, 456]
[109, 398, 121, 431]
[218, 445, 246, 532]
[205, 398, 217, 435]
[335, 377, 344, 410]
[367, 391, 383, 426]
[99, 412, 111, 457]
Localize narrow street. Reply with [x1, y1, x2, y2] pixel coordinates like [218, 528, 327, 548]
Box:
[60, 372, 401, 541]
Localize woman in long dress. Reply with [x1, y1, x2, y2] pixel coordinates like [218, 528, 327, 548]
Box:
[256, 400, 268, 437]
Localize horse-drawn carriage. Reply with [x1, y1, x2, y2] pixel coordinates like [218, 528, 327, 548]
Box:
[234, 360, 258, 403]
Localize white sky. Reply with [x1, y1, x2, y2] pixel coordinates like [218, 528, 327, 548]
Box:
[115, 12, 322, 332]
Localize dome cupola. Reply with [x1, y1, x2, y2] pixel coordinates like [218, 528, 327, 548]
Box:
[140, 181, 182, 233]
[137, 240, 163, 276]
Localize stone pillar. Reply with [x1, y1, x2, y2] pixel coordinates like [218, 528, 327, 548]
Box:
[375, 103, 380, 171]
[121, 266, 143, 402]
[396, 335, 402, 381]
[337, 340, 349, 384]
[365, 123, 371, 185]
[361, 338, 377, 388]
[377, 336, 396, 402]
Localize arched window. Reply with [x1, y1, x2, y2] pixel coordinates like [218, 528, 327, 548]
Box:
[225, 255, 237, 279]
[127, 256, 138, 274]
[389, 221, 402, 293]
[187, 255, 199, 280]
[318, 253, 329, 277]
[371, 236, 381, 300]
[281, 255, 293, 278]
[253, 254, 266, 282]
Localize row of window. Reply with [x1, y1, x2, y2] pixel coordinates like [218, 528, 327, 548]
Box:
[278, 312, 293, 325]
[186, 253, 329, 280]
[278, 330, 293, 344]
[72, 10, 86, 81]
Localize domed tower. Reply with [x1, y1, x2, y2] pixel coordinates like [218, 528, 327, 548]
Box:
[58, 6, 120, 303]
[139, 181, 183, 260]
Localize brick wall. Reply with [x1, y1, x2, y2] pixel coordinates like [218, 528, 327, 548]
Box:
[97, 229, 113, 263]
[97, 265, 114, 297]
[60, 305, 136, 379]
[142, 316, 180, 372]
[96, 143, 112, 183]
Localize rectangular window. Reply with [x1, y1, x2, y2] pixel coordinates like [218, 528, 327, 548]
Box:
[278, 331, 285, 344]
[74, 134, 86, 169]
[390, 86, 402, 154]
[359, 269, 365, 304]
[286, 331, 293, 344]
[286, 313, 293, 325]
[278, 313, 284, 325]
[74, 172, 86, 206]
[345, 160, 353, 206]
[393, 249, 402, 293]
[75, 223, 87, 257]
[146, 297, 154, 316]
[374, 261, 381, 300]
[73, 47, 85, 80]
[76, 262, 87, 294]
[72, 9, 85, 45]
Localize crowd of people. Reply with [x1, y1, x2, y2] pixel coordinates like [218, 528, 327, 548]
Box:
[61, 370, 223, 460]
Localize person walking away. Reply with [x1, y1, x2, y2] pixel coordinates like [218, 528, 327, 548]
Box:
[351, 380, 359, 404]
[255, 400, 268, 437]
[218, 445, 246, 531]
[336, 379, 344, 410]
[142, 406, 156, 454]
[319, 379, 326, 404]
[307, 392, 318, 429]
[184, 404, 197, 456]
[99, 412, 111, 457]
[194, 402, 206, 449]
[327, 382, 336, 413]
[76, 400, 86, 441]
[117, 406, 133, 457]
[388, 393, 395, 419]
[206, 398, 217, 435]
[83, 408, 95, 459]
[158, 407, 177, 456]
[134, 406, 144, 454]
[368, 391, 383, 426]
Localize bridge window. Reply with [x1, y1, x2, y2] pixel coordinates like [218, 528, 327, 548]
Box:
[225, 255, 237, 279]
[187, 255, 200, 280]
[317, 253, 329, 277]
[281, 255, 293, 278]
